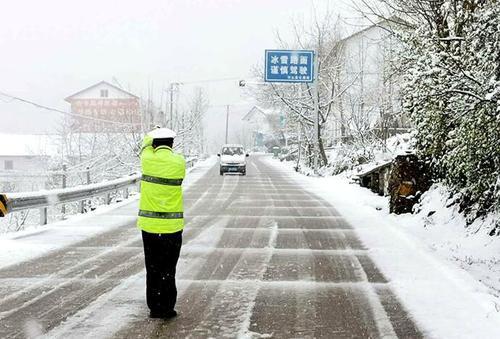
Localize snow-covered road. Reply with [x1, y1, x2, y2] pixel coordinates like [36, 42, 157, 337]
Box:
[0, 155, 497, 338]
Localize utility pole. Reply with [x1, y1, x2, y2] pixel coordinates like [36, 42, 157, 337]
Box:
[225, 105, 230, 144]
[169, 83, 175, 129]
[313, 52, 320, 172]
[296, 122, 302, 171]
[182, 110, 186, 154]
[61, 164, 67, 216]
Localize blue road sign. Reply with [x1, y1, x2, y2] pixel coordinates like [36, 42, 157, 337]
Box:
[265, 50, 314, 83]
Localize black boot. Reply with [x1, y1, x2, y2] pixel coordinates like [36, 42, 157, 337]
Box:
[149, 309, 177, 319]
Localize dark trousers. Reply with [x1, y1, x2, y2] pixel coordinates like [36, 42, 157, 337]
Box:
[141, 230, 183, 313]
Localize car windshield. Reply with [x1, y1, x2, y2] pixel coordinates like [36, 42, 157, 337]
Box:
[222, 147, 243, 156]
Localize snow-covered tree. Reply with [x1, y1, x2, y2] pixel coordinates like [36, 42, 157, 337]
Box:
[383, 0, 500, 219]
[177, 87, 209, 157]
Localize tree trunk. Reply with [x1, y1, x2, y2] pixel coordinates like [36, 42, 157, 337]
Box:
[318, 124, 328, 166]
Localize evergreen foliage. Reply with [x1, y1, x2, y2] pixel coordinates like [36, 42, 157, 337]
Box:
[397, 1, 499, 218]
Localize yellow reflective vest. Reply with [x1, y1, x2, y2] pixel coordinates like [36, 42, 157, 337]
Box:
[137, 137, 186, 234]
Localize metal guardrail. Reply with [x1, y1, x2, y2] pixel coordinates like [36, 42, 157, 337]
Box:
[2, 174, 141, 225]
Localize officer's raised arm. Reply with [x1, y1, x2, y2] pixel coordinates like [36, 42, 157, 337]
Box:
[140, 134, 154, 153]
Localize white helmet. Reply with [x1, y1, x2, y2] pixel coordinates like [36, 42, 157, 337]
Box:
[147, 127, 177, 139]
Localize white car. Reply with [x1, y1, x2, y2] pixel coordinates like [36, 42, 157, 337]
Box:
[218, 144, 249, 175]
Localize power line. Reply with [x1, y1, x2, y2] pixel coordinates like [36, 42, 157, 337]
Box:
[175, 77, 242, 86]
[0, 90, 141, 126]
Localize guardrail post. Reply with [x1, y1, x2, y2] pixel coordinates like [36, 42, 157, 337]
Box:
[106, 192, 112, 205]
[124, 187, 129, 199]
[86, 167, 91, 185]
[40, 207, 48, 225]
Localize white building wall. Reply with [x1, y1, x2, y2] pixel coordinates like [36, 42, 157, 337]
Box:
[330, 23, 403, 142]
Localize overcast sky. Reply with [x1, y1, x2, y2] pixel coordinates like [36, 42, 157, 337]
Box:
[0, 0, 358, 146]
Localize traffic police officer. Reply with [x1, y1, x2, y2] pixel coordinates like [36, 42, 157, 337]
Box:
[138, 127, 185, 319]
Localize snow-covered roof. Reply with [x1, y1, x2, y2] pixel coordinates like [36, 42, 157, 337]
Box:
[339, 16, 408, 43]
[0, 133, 59, 157]
[65, 81, 139, 102]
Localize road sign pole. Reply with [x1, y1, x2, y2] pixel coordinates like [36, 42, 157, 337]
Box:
[313, 52, 319, 172]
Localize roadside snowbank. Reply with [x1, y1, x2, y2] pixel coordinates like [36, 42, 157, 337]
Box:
[397, 184, 500, 297]
[264, 156, 500, 339]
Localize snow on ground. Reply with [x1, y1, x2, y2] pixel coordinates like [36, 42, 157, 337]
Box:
[264, 156, 500, 339]
[398, 184, 500, 297]
[0, 156, 217, 270]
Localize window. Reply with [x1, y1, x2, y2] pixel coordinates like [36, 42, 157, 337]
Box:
[4, 160, 13, 170]
[222, 147, 244, 156]
[100, 89, 109, 98]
